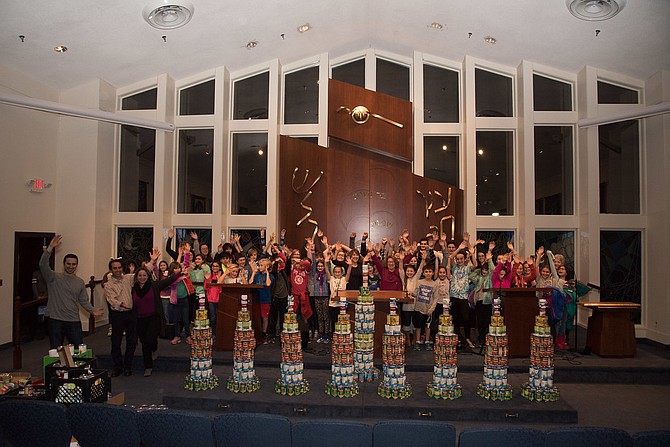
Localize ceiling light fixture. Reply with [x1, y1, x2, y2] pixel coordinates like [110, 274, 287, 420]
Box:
[484, 36, 496, 44]
[54, 45, 68, 53]
[566, 0, 626, 21]
[429, 22, 443, 30]
[246, 40, 258, 49]
[297, 23, 311, 33]
[143, 0, 194, 30]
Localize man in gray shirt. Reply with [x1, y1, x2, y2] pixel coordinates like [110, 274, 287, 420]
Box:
[40, 235, 103, 348]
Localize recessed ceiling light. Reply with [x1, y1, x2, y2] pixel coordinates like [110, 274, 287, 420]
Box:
[484, 36, 497, 44]
[143, 0, 194, 30]
[297, 23, 311, 33]
[442, 145, 448, 151]
[429, 22, 443, 30]
[258, 149, 264, 155]
[54, 45, 68, 53]
[246, 40, 258, 49]
[478, 148, 484, 155]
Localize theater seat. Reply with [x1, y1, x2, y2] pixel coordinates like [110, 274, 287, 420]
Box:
[292, 420, 373, 447]
[0, 400, 71, 447]
[213, 413, 291, 447]
[138, 409, 215, 447]
[459, 428, 546, 447]
[633, 430, 670, 447]
[545, 427, 633, 447]
[373, 420, 456, 447]
[68, 403, 141, 447]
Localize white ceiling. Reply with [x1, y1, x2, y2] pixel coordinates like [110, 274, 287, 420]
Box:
[1, 0, 669, 92]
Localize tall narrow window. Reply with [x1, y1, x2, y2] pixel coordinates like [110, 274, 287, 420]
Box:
[284, 66, 319, 124]
[232, 133, 268, 215]
[179, 79, 215, 115]
[121, 88, 157, 110]
[599, 120, 640, 214]
[332, 59, 365, 88]
[533, 74, 572, 111]
[376, 58, 410, 100]
[476, 131, 514, 216]
[598, 81, 639, 104]
[424, 136, 459, 186]
[423, 64, 459, 122]
[233, 72, 269, 120]
[475, 68, 513, 117]
[535, 126, 574, 215]
[177, 129, 214, 214]
[119, 125, 155, 212]
[600, 230, 641, 322]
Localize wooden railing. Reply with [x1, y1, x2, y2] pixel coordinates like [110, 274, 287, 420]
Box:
[12, 275, 102, 370]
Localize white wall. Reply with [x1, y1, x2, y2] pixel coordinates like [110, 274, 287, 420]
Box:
[0, 65, 60, 344]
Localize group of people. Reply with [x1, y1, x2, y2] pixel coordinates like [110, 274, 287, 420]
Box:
[39, 227, 577, 380]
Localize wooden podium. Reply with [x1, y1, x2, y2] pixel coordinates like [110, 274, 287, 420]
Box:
[485, 288, 548, 358]
[339, 290, 409, 358]
[580, 302, 640, 357]
[207, 283, 267, 351]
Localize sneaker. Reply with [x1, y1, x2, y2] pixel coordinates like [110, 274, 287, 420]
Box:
[425, 341, 434, 351]
[143, 368, 152, 377]
[185, 337, 192, 345]
[107, 326, 113, 336]
[413, 343, 422, 351]
[316, 337, 323, 343]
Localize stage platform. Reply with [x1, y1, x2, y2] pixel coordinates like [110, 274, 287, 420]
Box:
[5, 325, 669, 427]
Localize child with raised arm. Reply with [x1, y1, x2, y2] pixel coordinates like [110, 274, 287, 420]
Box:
[469, 243, 495, 347]
[204, 260, 225, 336]
[250, 258, 273, 343]
[402, 256, 424, 349]
[448, 236, 475, 349]
[413, 264, 438, 351]
[310, 248, 331, 343]
[326, 263, 348, 344]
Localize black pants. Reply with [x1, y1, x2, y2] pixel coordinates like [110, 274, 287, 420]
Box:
[451, 299, 472, 344]
[47, 318, 84, 349]
[137, 314, 161, 369]
[268, 296, 287, 336]
[475, 302, 493, 344]
[109, 310, 137, 371]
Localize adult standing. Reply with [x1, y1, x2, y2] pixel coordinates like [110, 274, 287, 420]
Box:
[104, 258, 136, 377]
[134, 248, 181, 377]
[40, 235, 104, 349]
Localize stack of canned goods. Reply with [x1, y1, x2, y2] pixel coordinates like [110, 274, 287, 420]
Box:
[353, 287, 379, 382]
[325, 300, 360, 398]
[227, 295, 260, 393]
[521, 301, 560, 402]
[427, 310, 462, 400]
[378, 299, 411, 399]
[184, 304, 219, 391]
[476, 312, 512, 401]
[275, 301, 310, 396]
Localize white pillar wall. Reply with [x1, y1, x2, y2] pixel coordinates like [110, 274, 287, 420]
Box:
[1, 54, 668, 346]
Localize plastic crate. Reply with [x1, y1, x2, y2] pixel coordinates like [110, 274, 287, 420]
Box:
[44, 358, 97, 392]
[50, 369, 110, 404]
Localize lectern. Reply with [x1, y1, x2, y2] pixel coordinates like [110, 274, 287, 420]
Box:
[580, 302, 640, 357]
[207, 283, 267, 351]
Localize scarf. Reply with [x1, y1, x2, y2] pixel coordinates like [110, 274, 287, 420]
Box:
[133, 281, 152, 298]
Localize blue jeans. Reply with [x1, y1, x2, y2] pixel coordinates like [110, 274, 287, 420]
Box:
[47, 318, 84, 349]
[170, 298, 190, 338]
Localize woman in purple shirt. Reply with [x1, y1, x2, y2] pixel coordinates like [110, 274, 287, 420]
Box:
[132, 265, 182, 377]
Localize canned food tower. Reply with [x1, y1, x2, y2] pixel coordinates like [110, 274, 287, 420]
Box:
[184, 298, 219, 391]
[325, 297, 360, 398]
[354, 279, 379, 381]
[275, 295, 310, 396]
[521, 297, 560, 401]
[227, 295, 260, 393]
[476, 295, 512, 400]
[377, 298, 411, 399]
[427, 297, 462, 400]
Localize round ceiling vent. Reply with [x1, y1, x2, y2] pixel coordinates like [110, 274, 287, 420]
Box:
[143, 0, 194, 30]
[566, 0, 626, 21]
